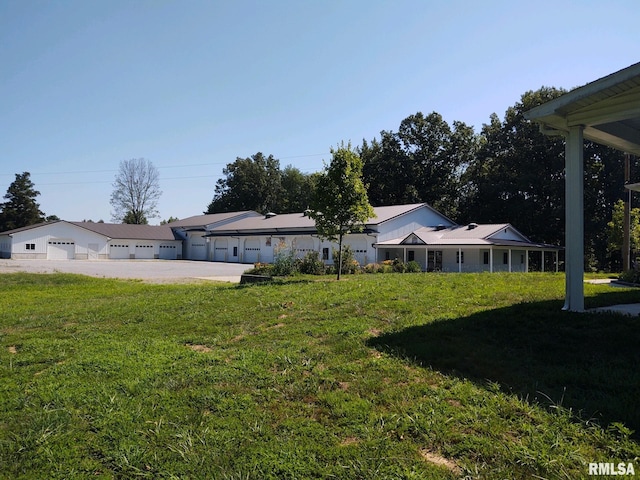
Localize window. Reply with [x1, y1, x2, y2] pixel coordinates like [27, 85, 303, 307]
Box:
[408, 250, 415, 262]
[483, 251, 489, 265]
[322, 248, 329, 261]
[456, 251, 464, 264]
[25, 243, 35, 250]
[521, 254, 525, 264]
[385, 251, 390, 261]
[233, 246, 238, 257]
[503, 252, 509, 264]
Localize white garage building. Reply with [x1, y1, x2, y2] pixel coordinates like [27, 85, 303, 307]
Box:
[0, 221, 182, 260]
[0, 203, 560, 272]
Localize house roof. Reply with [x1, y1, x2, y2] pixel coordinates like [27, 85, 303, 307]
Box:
[0, 221, 179, 241]
[205, 203, 444, 235]
[69, 222, 178, 240]
[377, 224, 560, 249]
[524, 62, 640, 156]
[167, 211, 259, 229]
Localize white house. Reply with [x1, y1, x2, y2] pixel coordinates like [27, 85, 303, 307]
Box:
[0, 221, 182, 260]
[375, 223, 559, 272]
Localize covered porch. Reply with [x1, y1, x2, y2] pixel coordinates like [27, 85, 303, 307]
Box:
[375, 243, 560, 273]
[525, 62, 640, 312]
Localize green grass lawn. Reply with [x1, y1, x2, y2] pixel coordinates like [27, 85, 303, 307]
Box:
[1, 272, 639, 479]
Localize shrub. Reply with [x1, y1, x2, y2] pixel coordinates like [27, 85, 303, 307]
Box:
[619, 269, 640, 284]
[272, 242, 297, 276]
[332, 245, 360, 274]
[363, 263, 379, 274]
[298, 251, 326, 275]
[406, 260, 422, 273]
[244, 262, 274, 275]
[392, 258, 406, 273]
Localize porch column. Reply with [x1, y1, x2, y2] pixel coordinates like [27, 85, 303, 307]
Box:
[489, 247, 493, 273]
[425, 247, 429, 272]
[556, 251, 559, 272]
[525, 249, 529, 272]
[508, 249, 512, 272]
[541, 251, 545, 272]
[458, 248, 462, 273]
[564, 125, 585, 312]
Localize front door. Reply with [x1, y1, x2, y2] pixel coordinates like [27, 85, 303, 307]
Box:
[428, 250, 442, 271]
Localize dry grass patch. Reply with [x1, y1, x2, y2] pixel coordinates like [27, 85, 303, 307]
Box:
[419, 448, 462, 475]
[186, 343, 212, 353]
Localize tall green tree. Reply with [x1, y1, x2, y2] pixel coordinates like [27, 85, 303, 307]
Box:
[308, 143, 375, 280]
[461, 87, 628, 270]
[0, 172, 46, 231]
[207, 153, 282, 214]
[110, 158, 161, 224]
[360, 112, 476, 218]
[206, 154, 315, 214]
[461, 88, 568, 245]
[279, 165, 315, 212]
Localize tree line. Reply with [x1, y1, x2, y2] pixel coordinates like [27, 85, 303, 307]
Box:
[207, 87, 639, 271]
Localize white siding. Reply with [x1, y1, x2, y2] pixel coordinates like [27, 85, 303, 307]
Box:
[243, 238, 261, 263]
[376, 206, 455, 243]
[11, 223, 108, 260]
[213, 238, 228, 262]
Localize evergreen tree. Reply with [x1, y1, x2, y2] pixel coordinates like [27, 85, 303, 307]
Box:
[0, 172, 46, 231]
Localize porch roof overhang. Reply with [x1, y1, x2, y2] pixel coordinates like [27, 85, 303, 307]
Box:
[375, 239, 561, 250]
[524, 62, 640, 156]
[525, 62, 640, 312]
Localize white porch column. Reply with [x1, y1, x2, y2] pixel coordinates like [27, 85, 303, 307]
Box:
[508, 249, 512, 272]
[489, 247, 493, 273]
[564, 125, 585, 312]
[458, 248, 462, 273]
[541, 251, 545, 272]
[525, 249, 529, 272]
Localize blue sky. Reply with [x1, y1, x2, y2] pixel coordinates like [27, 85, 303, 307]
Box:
[1, 0, 638, 223]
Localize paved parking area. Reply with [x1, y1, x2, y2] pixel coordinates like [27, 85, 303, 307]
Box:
[0, 259, 250, 283]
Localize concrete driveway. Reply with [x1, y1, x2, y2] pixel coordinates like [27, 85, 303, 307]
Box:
[0, 259, 250, 283]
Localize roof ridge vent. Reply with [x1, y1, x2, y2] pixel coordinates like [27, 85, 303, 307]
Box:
[435, 224, 446, 231]
[467, 222, 478, 230]
[265, 212, 277, 219]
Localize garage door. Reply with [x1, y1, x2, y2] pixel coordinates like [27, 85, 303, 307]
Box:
[135, 244, 155, 259]
[189, 238, 207, 260]
[345, 238, 368, 266]
[214, 238, 227, 262]
[243, 238, 260, 263]
[47, 240, 75, 260]
[110, 244, 130, 259]
[159, 244, 177, 260]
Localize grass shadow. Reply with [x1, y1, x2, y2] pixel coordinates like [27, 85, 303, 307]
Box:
[368, 296, 640, 436]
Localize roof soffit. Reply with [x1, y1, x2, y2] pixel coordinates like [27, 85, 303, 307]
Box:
[525, 63, 640, 156]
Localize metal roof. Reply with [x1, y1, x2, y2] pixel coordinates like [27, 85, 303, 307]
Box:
[69, 222, 179, 240]
[376, 224, 560, 250]
[166, 211, 260, 228]
[0, 221, 179, 241]
[524, 62, 640, 156]
[206, 203, 441, 235]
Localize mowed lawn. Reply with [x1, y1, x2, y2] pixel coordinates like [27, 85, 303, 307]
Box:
[1, 272, 639, 479]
